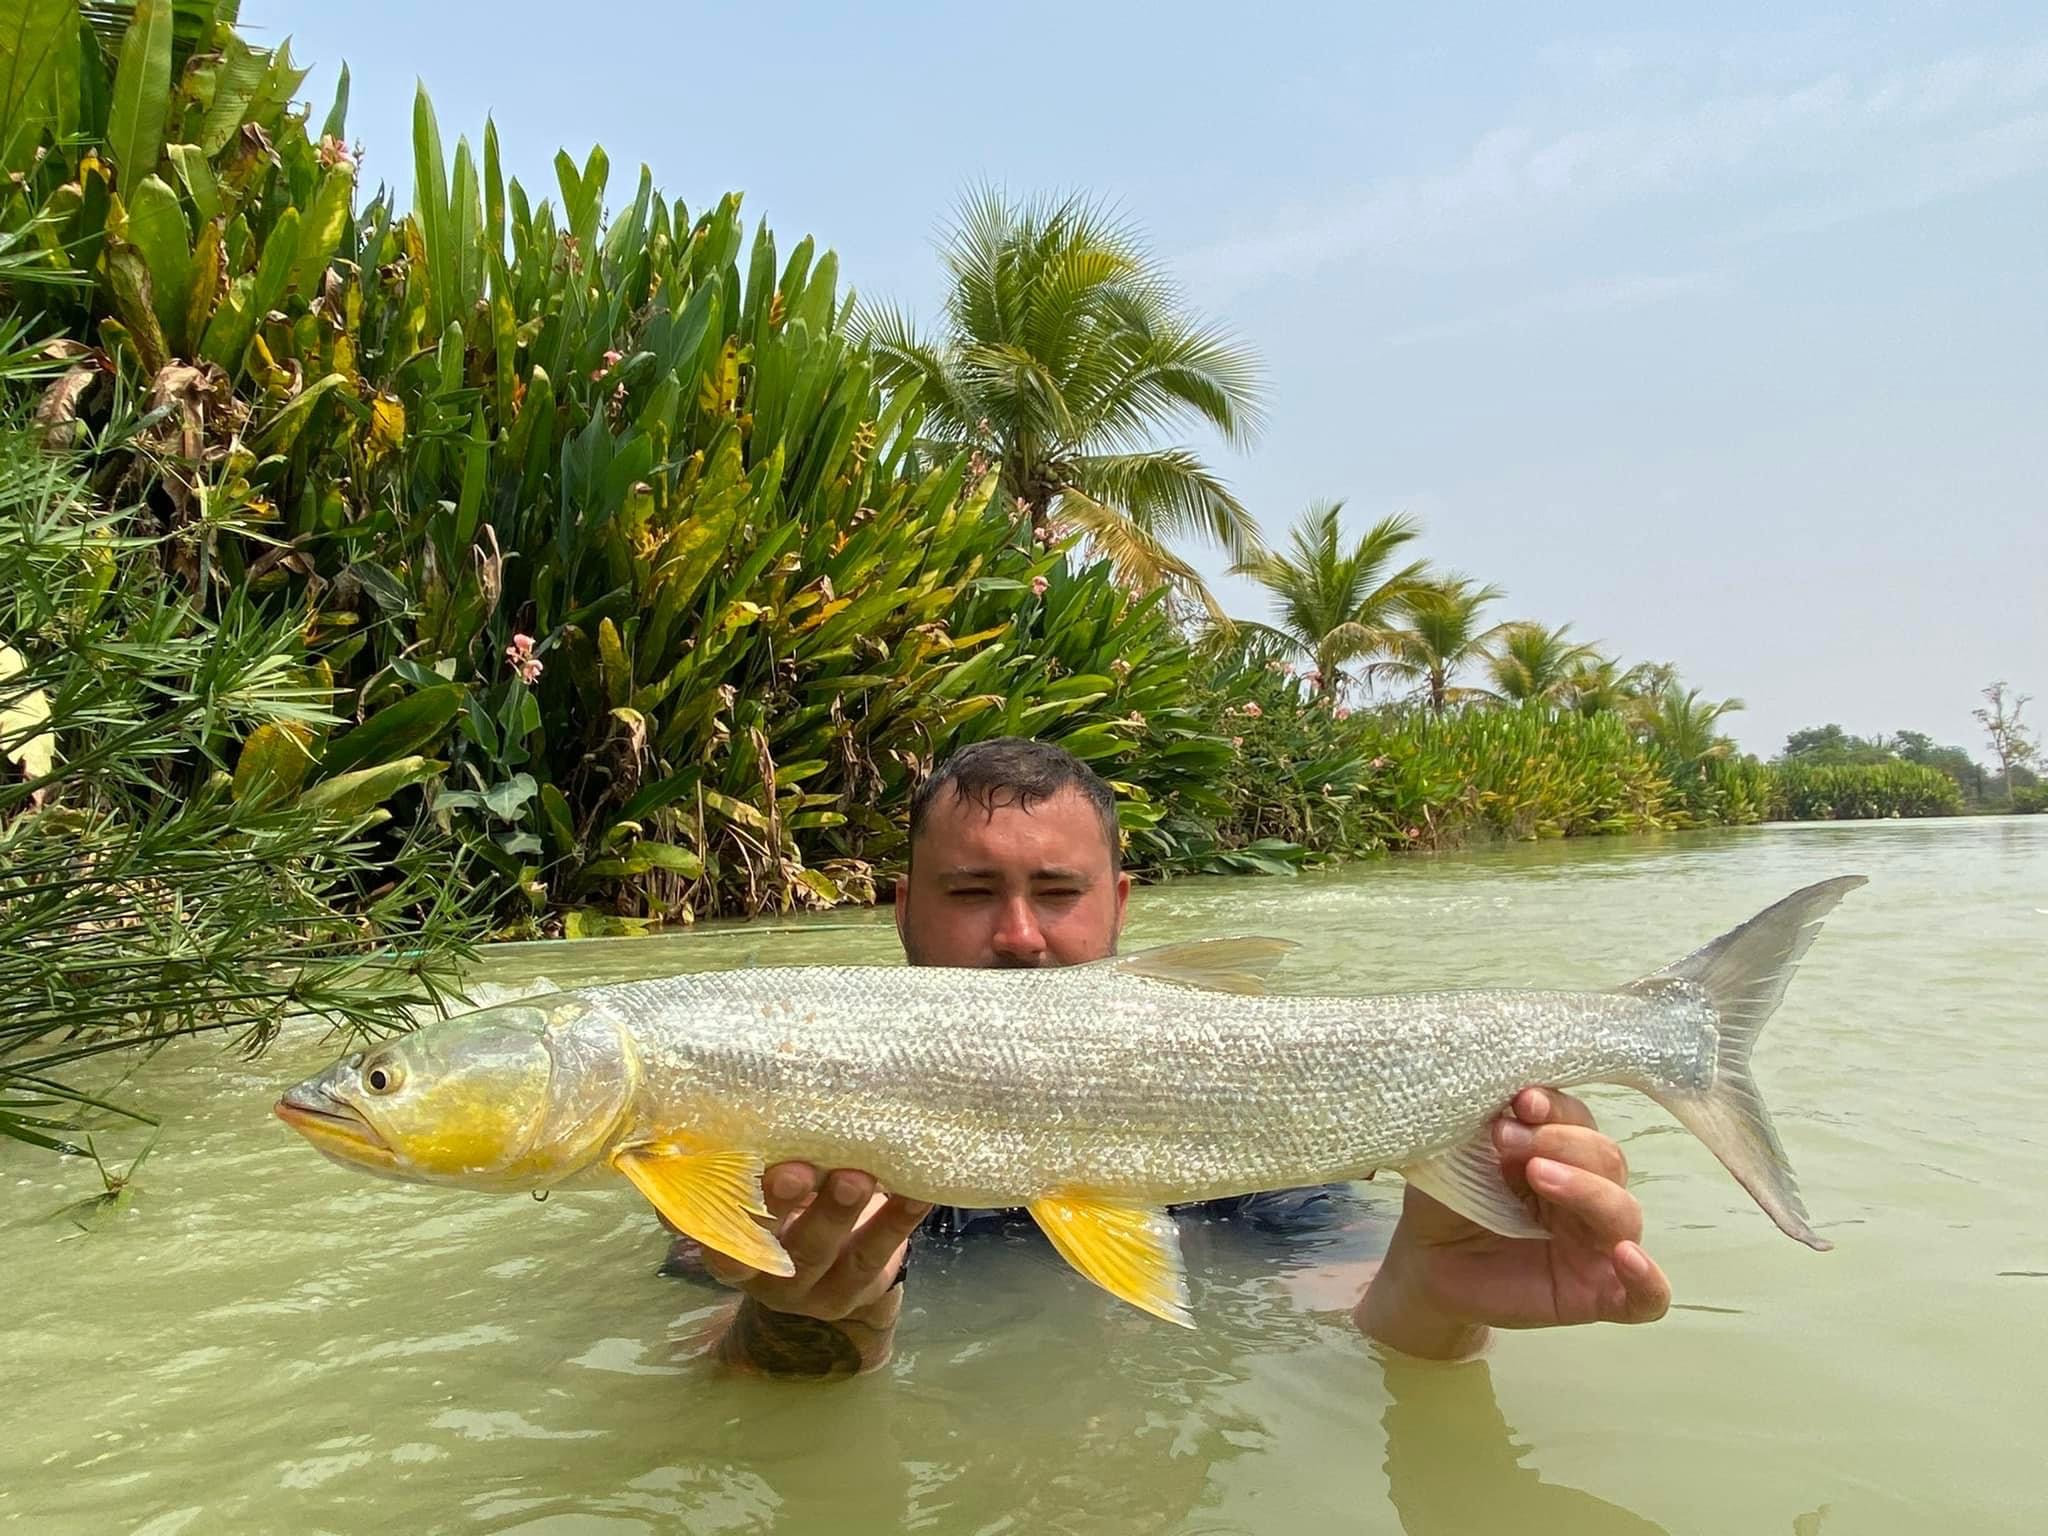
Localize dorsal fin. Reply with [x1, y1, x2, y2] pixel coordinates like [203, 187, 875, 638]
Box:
[1109, 936, 1299, 995]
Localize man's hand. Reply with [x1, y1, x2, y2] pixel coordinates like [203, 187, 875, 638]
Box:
[696, 1162, 930, 1379]
[1355, 1087, 1672, 1360]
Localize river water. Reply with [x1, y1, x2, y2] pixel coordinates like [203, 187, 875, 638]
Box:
[3, 817, 2044, 1533]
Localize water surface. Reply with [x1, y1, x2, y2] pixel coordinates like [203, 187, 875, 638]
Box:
[4, 818, 2044, 1533]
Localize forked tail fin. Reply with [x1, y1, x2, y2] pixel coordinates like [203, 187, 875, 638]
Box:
[1626, 876, 1867, 1251]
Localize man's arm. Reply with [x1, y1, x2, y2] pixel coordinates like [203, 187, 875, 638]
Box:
[1354, 1087, 1673, 1359]
[698, 1164, 930, 1381]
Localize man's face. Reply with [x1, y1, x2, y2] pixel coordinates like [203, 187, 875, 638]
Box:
[895, 784, 1131, 968]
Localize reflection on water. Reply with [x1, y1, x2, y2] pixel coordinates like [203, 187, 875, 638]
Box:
[1380, 1356, 1667, 1535]
[1, 817, 2044, 1532]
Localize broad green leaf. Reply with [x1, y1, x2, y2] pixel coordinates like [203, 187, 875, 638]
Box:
[320, 61, 350, 142]
[0, 0, 74, 174]
[703, 790, 768, 831]
[198, 272, 257, 373]
[539, 782, 576, 854]
[231, 721, 314, 808]
[792, 868, 841, 905]
[320, 685, 462, 778]
[252, 205, 299, 313]
[106, 0, 172, 186]
[164, 144, 221, 225]
[122, 175, 191, 343]
[196, 33, 269, 153]
[412, 83, 452, 332]
[563, 909, 654, 939]
[257, 371, 351, 452]
[627, 841, 702, 877]
[482, 773, 538, 821]
[295, 164, 355, 294]
[298, 755, 445, 818]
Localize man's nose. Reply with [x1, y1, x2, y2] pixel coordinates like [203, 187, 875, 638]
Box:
[990, 894, 1047, 959]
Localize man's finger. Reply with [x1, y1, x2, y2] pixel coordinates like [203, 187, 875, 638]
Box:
[1610, 1240, 1672, 1324]
[762, 1161, 822, 1221]
[1494, 1122, 1628, 1186]
[808, 1194, 933, 1315]
[776, 1169, 877, 1278]
[1526, 1155, 1643, 1247]
[1513, 1086, 1599, 1130]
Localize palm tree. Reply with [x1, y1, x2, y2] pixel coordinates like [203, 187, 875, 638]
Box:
[1487, 622, 1600, 704]
[855, 188, 1265, 615]
[1559, 655, 1629, 717]
[1641, 686, 1746, 773]
[1229, 502, 1431, 698]
[1378, 576, 1510, 715]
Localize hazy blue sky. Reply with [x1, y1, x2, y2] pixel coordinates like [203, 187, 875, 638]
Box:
[248, 2, 2047, 757]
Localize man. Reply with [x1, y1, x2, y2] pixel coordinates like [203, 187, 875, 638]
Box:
[690, 737, 1671, 1377]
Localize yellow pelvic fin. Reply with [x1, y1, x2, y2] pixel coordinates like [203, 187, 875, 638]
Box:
[1028, 1193, 1193, 1327]
[612, 1140, 794, 1277]
[1112, 936, 1298, 995]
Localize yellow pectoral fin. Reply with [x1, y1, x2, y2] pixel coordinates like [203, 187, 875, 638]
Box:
[612, 1141, 795, 1278]
[1028, 1194, 1193, 1328]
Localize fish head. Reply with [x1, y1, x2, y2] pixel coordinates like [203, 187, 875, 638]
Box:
[274, 999, 633, 1189]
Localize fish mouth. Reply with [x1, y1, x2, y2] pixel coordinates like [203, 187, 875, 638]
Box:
[274, 1083, 394, 1169]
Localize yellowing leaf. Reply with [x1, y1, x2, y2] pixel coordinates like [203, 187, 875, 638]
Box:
[0, 645, 55, 783]
[232, 721, 314, 807]
[369, 394, 406, 458]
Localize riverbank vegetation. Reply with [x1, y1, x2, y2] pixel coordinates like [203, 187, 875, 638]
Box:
[0, 4, 2036, 1153]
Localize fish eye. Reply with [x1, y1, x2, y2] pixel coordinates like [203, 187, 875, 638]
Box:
[363, 1059, 403, 1094]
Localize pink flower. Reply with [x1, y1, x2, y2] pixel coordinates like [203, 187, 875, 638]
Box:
[1240, 701, 1263, 718]
[1304, 670, 1322, 689]
[1230, 735, 1243, 749]
[1404, 826, 1420, 839]
[317, 135, 355, 172]
[1030, 575, 1050, 597]
[591, 348, 623, 382]
[1371, 755, 1387, 769]
[1126, 710, 1145, 727]
[505, 633, 543, 685]
[1334, 705, 1352, 721]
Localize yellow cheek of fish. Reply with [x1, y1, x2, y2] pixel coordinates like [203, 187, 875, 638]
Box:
[396, 1090, 547, 1181]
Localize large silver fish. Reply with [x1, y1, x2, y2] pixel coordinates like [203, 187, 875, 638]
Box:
[276, 877, 1863, 1325]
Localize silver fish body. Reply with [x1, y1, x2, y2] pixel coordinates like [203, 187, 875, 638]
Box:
[577, 964, 1714, 1208]
[279, 877, 1865, 1325]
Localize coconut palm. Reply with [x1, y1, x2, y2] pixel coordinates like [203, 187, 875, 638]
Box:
[1487, 622, 1600, 704]
[1641, 685, 1746, 773]
[855, 188, 1266, 615]
[1229, 502, 1431, 698]
[1378, 576, 1510, 715]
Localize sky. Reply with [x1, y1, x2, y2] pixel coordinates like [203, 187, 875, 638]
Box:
[245, 1, 2048, 758]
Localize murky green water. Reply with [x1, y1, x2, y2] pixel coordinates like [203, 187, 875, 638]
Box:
[4, 818, 2044, 1533]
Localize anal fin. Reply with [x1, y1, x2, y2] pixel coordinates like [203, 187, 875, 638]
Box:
[1400, 1128, 1549, 1241]
[1028, 1193, 1193, 1327]
[612, 1140, 795, 1277]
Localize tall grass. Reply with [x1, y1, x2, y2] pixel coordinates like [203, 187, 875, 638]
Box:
[0, 413, 476, 1159]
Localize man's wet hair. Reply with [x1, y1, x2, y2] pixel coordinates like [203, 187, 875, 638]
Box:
[907, 736, 1121, 872]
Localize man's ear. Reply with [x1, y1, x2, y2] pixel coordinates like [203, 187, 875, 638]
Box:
[1112, 870, 1131, 935]
[892, 873, 911, 954]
